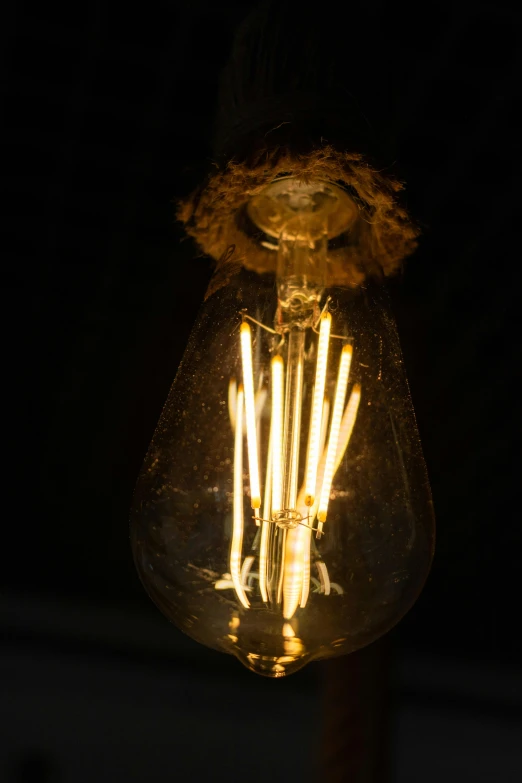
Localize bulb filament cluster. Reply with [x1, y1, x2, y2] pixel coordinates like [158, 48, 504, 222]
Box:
[218, 300, 361, 624]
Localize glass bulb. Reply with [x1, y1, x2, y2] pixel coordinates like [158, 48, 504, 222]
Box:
[131, 177, 435, 678]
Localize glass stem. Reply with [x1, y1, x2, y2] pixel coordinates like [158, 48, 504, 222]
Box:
[282, 329, 305, 512]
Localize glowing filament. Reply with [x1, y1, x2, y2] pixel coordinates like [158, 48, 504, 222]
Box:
[228, 378, 237, 430]
[271, 355, 284, 513]
[299, 536, 312, 609]
[229, 310, 360, 616]
[283, 523, 307, 620]
[288, 356, 304, 510]
[305, 311, 331, 507]
[240, 322, 261, 509]
[317, 561, 331, 595]
[231, 385, 249, 608]
[319, 396, 330, 458]
[334, 384, 361, 474]
[259, 423, 272, 602]
[299, 396, 329, 609]
[318, 344, 353, 527]
[240, 556, 255, 587]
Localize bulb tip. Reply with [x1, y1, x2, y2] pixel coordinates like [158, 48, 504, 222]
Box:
[234, 650, 310, 678]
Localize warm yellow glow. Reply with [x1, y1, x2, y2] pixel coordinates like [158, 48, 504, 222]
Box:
[297, 396, 329, 609]
[299, 528, 311, 609]
[255, 388, 267, 420]
[283, 523, 307, 620]
[281, 349, 308, 619]
[232, 313, 359, 615]
[282, 622, 295, 638]
[288, 357, 304, 510]
[334, 384, 361, 474]
[297, 387, 359, 600]
[259, 424, 272, 603]
[228, 378, 237, 430]
[305, 311, 331, 506]
[230, 379, 265, 438]
[277, 529, 286, 605]
[270, 355, 284, 513]
[256, 390, 267, 504]
[231, 385, 250, 608]
[215, 578, 234, 590]
[240, 555, 255, 587]
[319, 396, 330, 458]
[240, 322, 261, 508]
[318, 344, 353, 527]
[254, 388, 267, 526]
[317, 561, 331, 595]
[259, 529, 269, 600]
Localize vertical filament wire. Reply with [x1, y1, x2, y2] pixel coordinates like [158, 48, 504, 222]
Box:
[289, 357, 304, 509]
[228, 378, 237, 431]
[230, 313, 360, 615]
[305, 310, 331, 506]
[318, 344, 353, 529]
[334, 384, 361, 474]
[270, 355, 284, 514]
[283, 523, 307, 620]
[259, 422, 272, 603]
[240, 322, 261, 509]
[231, 385, 249, 608]
[299, 397, 330, 609]
[282, 330, 305, 511]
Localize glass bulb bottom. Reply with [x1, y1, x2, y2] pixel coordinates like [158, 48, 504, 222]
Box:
[234, 651, 310, 678]
[220, 605, 324, 677]
[222, 624, 313, 678]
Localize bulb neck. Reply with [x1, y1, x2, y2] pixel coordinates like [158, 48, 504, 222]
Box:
[276, 230, 325, 332]
[246, 175, 354, 331]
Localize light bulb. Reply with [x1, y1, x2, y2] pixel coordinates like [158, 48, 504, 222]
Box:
[131, 177, 435, 677]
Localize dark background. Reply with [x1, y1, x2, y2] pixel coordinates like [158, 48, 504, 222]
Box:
[2, 1, 521, 781]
